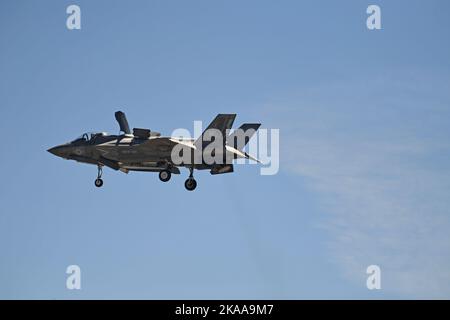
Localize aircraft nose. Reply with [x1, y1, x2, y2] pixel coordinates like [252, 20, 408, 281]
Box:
[47, 146, 66, 158]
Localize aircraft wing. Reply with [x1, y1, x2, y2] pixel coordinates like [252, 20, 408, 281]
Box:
[135, 137, 189, 152]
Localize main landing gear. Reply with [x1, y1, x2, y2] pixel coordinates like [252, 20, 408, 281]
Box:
[159, 170, 171, 182]
[94, 165, 103, 187]
[159, 167, 196, 191]
[184, 167, 197, 191]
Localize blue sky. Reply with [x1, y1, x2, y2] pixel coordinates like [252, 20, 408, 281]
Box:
[1, 0, 450, 299]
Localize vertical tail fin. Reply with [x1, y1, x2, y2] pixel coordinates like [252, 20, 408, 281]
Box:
[227, 123, 261, 150]
[194, 114, 236, 149]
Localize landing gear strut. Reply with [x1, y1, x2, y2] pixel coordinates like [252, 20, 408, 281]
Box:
[159, 170, 171, 182]
[95, 165, 103, 187]
[184, 167, 197, 191]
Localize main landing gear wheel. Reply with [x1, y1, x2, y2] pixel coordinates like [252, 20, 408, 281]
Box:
[184, 167, 197, 191]
[159, 170, 171, 182]
[95, 178, 103, 187]
[184, 178, 197, 191]
[95, 165, 103, 188]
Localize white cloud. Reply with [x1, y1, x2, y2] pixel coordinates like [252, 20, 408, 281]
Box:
[264, 71, 450, 298]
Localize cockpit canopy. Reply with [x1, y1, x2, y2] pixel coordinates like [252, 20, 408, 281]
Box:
[71, 132, 107, 143]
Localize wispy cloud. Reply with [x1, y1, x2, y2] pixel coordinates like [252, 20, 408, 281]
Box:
[263, 70, 450, 297]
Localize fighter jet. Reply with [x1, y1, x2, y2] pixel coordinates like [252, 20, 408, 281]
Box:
[48, 111, 260, 191]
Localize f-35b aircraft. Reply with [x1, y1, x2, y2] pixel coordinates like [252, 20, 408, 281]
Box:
[48, 111, 260, 191]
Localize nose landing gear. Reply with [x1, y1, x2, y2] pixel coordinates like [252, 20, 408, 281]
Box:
[95, 165, 103, 187]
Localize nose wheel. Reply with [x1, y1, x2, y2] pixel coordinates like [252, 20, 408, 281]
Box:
[95, 165, 103, 188]
[184, 167, 197, 191]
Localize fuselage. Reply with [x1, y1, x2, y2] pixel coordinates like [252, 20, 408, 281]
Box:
[47, 112, 260, 191]
[48, 132, 240, 173]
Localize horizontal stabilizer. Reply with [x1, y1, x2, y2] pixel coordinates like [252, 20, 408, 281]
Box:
[225, 145, 261, 163]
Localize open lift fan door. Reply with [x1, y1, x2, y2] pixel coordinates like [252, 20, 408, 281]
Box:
[115, 111, 131, 134]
